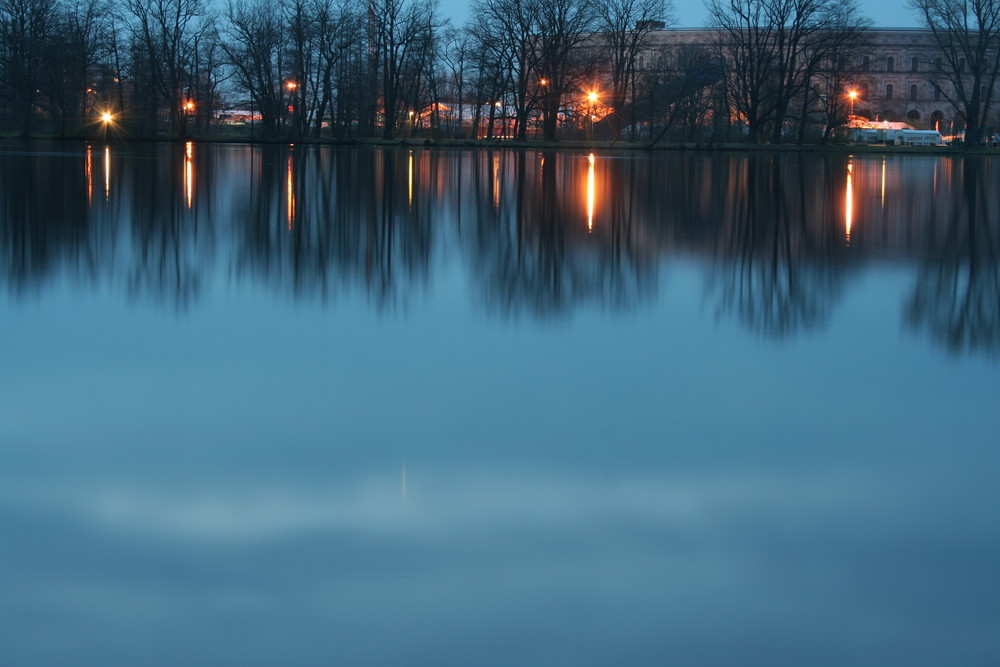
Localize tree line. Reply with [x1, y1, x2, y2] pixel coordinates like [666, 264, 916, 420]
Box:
[0, 0, 997, 144]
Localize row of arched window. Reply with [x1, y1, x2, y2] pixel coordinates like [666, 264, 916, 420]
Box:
[860, 55, 953, 73]
[884, 84, 945, 101]
[883, 83, 992, 101]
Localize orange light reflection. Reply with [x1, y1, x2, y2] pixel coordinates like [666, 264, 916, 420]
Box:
[286, 153, 295, 230]
[184, 141, 194, 209]
[881, 158, 886, 208]
[586, 153, 595, 233]
[104, 146, 110, 199]
[492, 154, 500, 209]
[845, 161, 853, 243]
[86, 145, 93, 205]
[408, 151, 413, 209]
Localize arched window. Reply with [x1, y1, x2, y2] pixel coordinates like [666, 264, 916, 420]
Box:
[930, 110, 945, 131]
[911, 57, 919, 72]
[886, 84, 894, 100]
[887, 56, 894, 72]
[911, 84, 918, 100]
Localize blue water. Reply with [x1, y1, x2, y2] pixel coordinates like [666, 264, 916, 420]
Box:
[2, 144, 998, 666]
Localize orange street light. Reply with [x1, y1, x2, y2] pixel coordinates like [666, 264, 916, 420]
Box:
[539, 78, 548, 86]
[587, 91, 599, 104]
[848, 89, 858, 116]
[101, 112, 113, 123]
[286, 81, 298, 90]
[183, 101, 195, 112]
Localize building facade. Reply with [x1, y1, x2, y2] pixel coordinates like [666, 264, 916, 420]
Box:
[635, 27, 991, 134]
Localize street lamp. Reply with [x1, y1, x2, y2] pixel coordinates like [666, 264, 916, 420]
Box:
[848, 90, 858, 117]
[586, 91, 599, 140]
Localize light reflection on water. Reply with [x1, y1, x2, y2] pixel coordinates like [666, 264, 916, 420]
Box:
[0, 143, 998, 666]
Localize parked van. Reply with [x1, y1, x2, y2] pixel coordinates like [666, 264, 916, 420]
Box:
[853, 128, 944, 146]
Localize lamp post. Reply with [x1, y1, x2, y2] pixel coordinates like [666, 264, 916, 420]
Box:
[848, 90, 858, 117]
[286, 81, 297, 131]
[587, 91, 598, 140]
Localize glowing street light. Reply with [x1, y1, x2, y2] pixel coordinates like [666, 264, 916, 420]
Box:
[848, 90, 858, 116]
[101, 112, 113, 123]
[286, 81, 298, 91]
[183, 100, 195, 112]
[585, 91, 600, 139]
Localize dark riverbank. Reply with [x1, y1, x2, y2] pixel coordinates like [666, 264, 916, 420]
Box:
[3, 130, 997, 155]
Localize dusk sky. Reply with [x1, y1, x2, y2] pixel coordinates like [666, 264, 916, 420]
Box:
[440, 0, 923, 29]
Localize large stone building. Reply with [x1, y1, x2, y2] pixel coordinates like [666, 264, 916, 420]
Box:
[635, 27, 990, 134]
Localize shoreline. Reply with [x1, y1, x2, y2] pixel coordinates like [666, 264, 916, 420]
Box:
[1, 133, 996, 155]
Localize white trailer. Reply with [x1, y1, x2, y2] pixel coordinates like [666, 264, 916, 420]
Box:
[853, 128, 944, 146]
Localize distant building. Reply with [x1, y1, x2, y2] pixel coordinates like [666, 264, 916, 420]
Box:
[633, 27, 991, 135]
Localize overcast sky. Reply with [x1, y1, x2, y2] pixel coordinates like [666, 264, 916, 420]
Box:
[438, 0, 922, 29]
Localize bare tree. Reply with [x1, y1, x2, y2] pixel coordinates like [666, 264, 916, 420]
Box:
[122, 0, 214, 136]
[470, 0, 538, 140]
[812, 18, 870, 142]
[708, 0, 866, 143]
[911, 0, 1000, 146]
[595, 0, 672, 140]
[222, 0, 287, 137]
[370, 0, 438, 139]
[0, 0, 59, 135]
[534, 0, 596, 140]
[440, 26, 472, 136]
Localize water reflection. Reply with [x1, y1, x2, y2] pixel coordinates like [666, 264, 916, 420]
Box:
[468, 150, 654, 317]
[707, 155, 847, 338]
[587, 152, 595, 233]
[906, 158, 1000, 356]
[104, 145, 110, 199]
[1, 144, 999, 355]
[2, 144, 999, 667]
[185, 141, 194, 209]
[286, 149, 294, 229]
[845, 161, 853, 244]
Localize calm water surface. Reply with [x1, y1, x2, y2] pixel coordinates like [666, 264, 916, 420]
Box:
[1, 143, 998, 666]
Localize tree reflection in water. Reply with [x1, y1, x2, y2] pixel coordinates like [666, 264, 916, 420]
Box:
[231, 146, 434, 308]
[709, 155, 848, 338]
[468, 150, 656, 318]
[906, 158, 1000, 356]
[0, 146, 91, 295]
[124, 141, 213, 308]
[0, 144, 998, 356]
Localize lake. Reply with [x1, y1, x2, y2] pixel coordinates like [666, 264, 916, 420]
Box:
[1, 142, 998, 666]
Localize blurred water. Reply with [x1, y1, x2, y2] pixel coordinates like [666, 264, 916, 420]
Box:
[1, 143, 998, 666]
